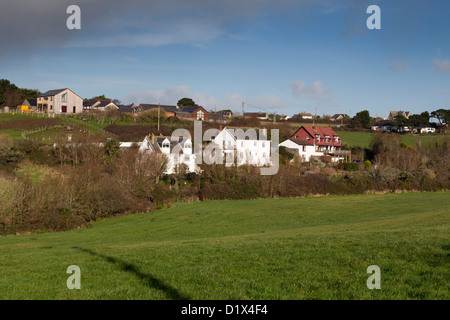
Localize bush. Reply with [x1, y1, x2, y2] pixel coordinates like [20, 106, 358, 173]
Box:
[343, 162, 359, 172]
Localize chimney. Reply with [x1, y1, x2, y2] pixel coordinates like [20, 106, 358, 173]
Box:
[151, 133, 155, 143]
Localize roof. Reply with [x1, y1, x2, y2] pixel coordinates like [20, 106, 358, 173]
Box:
[83, 100, 99, 107]
[117, 104, 136, 113]
[244, 112, 268, 117]
[331, 113, 348, 119]
[24, 98, 37, 106]
[288, 138, 314, 146]
[38, 88, 68, 97]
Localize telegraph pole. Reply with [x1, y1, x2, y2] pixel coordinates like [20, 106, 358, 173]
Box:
[242, 102, 245, 117]
[158, 103, 160, 132]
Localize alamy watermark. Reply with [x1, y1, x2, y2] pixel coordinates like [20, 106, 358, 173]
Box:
[66, 265, 81, 289]
[366, 265, 381, 289]
[66, 4, 381, 31]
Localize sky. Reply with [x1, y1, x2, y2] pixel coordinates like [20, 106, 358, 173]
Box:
[1, 0, 449, 118]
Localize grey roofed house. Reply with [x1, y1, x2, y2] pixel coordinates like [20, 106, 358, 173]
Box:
[387, 110, 411, 121]
[330, 114, 349, 121]
[117, 104, 137, 114]
[243, 112, 269, 119]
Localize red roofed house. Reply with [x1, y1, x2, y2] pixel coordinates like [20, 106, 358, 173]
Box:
[289, 125, 350, 162]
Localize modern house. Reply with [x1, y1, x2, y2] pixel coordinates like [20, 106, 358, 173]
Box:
[37, 88, 83, 114]
[83, 99, 118, 111]
[210, 126, 271, 167]
[139, 133, 198, 174]
[289, 125, 348, 162]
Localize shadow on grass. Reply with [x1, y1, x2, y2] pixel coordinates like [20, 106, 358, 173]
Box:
[74, 246, 190, 300]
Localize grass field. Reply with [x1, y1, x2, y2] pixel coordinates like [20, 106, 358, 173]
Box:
[0, 192, 448, 300]
[335, 130, 449, 148]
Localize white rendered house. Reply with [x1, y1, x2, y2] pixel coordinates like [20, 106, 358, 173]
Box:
[279, 138, 323, 162]
[140, 134, 198, 174]
[210, 127, 272, 167]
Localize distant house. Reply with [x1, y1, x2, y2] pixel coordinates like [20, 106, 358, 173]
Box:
[139, 133, 198, 174]
[330, 114, 349, 121]
[387, 110, 411, 121]
[137, 104, 209, 121]
[83, 100, 118, 111]
[37, 88, 83, 114]
[413, 126, 436, 134]
[117, 104, 138, 114]
[289, 125, 348, 162]
[19, 98, 37, 113]
[243, 112, 269, 120]
[297, 112, 314, 120]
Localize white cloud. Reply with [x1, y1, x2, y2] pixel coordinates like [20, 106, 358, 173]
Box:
[288, 80, 331, 100]
[433, 59, 450, 73]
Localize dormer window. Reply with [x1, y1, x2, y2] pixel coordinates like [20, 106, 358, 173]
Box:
[325, 135, 329, 143]
[316, 135, 320, 142]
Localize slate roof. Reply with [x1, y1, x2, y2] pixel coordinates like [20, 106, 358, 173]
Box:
[38, 88, 67, 97]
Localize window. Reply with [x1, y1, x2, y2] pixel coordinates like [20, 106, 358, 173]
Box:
[316, 135, 320, 142]
[302, 146, 306, 151]
[325, 135, 329, 143]
[335, 137, 339, 143]
[61, 93, 67, 102]
[197, 110, 204, 120]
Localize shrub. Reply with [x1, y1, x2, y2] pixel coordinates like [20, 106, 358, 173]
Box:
[364, 160, 372, 170]
[343, 162, 359, 172]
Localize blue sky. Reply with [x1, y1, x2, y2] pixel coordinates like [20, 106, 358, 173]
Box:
[1, 0, 449, 118]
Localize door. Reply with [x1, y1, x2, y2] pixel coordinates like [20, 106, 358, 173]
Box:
[73, 106, 76, 113]
[62, 105, 67, 113]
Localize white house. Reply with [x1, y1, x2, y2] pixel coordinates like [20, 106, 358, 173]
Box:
[37, 88, 83, 114]
[83, 100, 119, 111]
[414, 126, 436, 134]
[279, 138, 323, 162]
[210, 127, 272, 167]
[139, 134, 198, 174]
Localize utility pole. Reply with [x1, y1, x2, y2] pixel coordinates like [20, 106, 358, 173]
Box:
[242, 102, 245, 117]
[158, 103, 160, 132]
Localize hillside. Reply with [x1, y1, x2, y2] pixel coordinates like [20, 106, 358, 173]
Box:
[0, 192, 448, 300]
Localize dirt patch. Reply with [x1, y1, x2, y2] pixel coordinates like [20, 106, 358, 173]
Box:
[0, 118, 61, 131]
[104, 124, 181, 141]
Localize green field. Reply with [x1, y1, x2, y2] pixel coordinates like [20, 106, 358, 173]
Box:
[0, 192, 448, 300]
[335, 130, 448, 148]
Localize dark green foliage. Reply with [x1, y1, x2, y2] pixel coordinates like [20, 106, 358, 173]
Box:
[343, 163, 359, 171]
[177, 97, 197, 107]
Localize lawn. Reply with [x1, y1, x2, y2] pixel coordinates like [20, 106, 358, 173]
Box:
[0, 192, 448, 300]
[336, 130, 449, 148]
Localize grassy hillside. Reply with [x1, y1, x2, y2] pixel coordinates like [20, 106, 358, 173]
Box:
[335, 130, 448, 148]
[0, 192, 448, 300]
